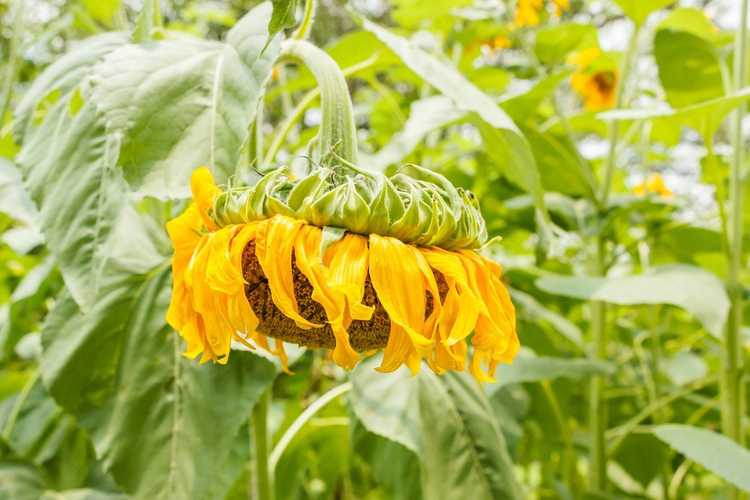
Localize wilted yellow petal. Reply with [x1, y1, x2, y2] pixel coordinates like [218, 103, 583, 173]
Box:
[294, 225, 359, 369]
[369, 235, 432, 348]
[190, 167, 221, 231]
[255, 215, 321, 329]
[325, 233, 374, 322]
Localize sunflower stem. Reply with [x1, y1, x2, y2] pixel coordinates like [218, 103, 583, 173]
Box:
[252, 389, 273, 500]
[280, 39, 358, 166]
[588, 22, 641, 494]
[269, 382, 351, 471]
[292, 0, 316, 40]
[722, 1, 748, 499]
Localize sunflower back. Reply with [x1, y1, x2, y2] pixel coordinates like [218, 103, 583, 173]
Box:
[210, 163, 488, 250]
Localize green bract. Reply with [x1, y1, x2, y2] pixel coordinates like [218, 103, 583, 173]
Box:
[210, 163, 487, 250]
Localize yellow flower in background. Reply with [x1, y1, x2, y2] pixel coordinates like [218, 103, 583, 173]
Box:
[166, 167, 519, 382]
[633, 174, 674, 198]
[514, 0, 569, 27]
[514, 0, 543, 27]
[552, 0, 570, 17]
[568, 47, 618, 110]
[483, 35, 511, 52]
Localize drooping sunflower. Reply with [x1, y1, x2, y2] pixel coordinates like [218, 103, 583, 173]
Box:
[166, 163, 519, 382]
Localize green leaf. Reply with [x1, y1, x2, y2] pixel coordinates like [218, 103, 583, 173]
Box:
[599, 89, 750, 143]
[0, 461, 45, 500]
[488, 349, 613, 391]
[364, 95, 465, 171]
[13, 33, 127, 142]
[536, 265, 730, 338]
[81, 0, 122, 25]
[653, 9, 724, 108]
[39, 207, 277, 499]
[612, 0, 677, 26]
[511, 288, 583, 348]
[268, 0, 299, 39]
[534, 24, 598, 65]
[359, 17, 545, 219]
[17, 99, 124, 310]
[91, 2, 280, 198]
[350, 357, 522, 500]
[0, 159, 37, 227]
[662, 351, 707, 386]
[652, 425, 750, 492]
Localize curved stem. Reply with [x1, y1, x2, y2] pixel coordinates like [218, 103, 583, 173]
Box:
[292, 0, 316, 40]
[280, 40, 358, 165]
[269, 382, 351, 471]
[252, 389, 273, 500]
[263, 55, 378, 167]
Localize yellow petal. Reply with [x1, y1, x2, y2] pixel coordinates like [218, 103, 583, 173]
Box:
[294, 225, 359, 369]
[325, 233, 374, 323]
[422, 247, 481, 345]
[255, 215, 321, 329]
[368, 234, 432, 358]
[377, 324, 421, 375]
[190, 167, 221, 231]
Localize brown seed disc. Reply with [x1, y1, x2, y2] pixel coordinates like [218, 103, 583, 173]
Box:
[242, 240, 446, 352]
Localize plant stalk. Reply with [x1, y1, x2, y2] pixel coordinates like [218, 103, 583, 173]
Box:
[252, 389, 273, 500]
[589, 23, 640, 493]
[280, 39, 358, 165]
[722, 1, 747, 499]
[292, 0, 316, 40]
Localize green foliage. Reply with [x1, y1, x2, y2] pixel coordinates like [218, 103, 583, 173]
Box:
[1, 0, 749, 499]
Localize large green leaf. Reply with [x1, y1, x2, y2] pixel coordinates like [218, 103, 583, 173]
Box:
[40, 208, 277, 499]
[511, 288, 583, 348]
[612, 0, 677, 26]
[488, 349, 613, 391]
[350, 357, 522, 500]
[0, 159, 37, 227]
[91, 2, 280, 198]
[599, 89, 750, 143]
[13, 33, 127, 142]
[0, 462, 45, 500]
[17, 99, 124, 310]
[536, 265, 730, 338]
[654, 9, 724, 108]
[359, 17, 544, 218]
[652, 425, 750, 492]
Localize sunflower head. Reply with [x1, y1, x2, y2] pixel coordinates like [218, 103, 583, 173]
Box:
[166, 164, 518, 382]
[568, 47, 619, 110]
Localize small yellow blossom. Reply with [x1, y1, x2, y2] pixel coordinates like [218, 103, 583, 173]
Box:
[568, 47, 618, 110]
[514, 0, 543, 27]
[633, 174, 673, 198]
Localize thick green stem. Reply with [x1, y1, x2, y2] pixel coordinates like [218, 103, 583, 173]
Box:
[589, 236, 608, 492]
[588, 23, 640, 493]
[280, 40, 358, 165]
[263, 55, 377, 167]
[252, 390, 273, 500]
[599, 26, 639, 206]
[722, 2, 747, 499]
